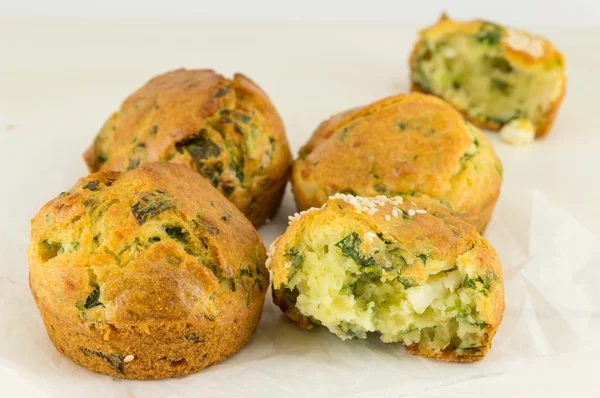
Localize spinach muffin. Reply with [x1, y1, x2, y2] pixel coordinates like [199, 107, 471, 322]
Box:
[269, 194, 504, 362]
[410, 14, 566, 138]
[292, 93, 503, 233]
[84, 69, 292, 227]
[28, 162, 269, 379]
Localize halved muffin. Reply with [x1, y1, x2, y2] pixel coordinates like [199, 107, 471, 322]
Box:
[410, 14, 566, 137]
[269, 194, 504, 362]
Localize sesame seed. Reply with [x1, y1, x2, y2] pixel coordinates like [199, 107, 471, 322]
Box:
[284, 262, 291, 269]
[124, 355, 135, 363]
[415, 209, 427, 214]
[385, 215, 391, 221]
[288, 206, 322, 225]
[408, 209, 416, 216]
[364, 232, 377, 242]
[392, 209, 399, 217]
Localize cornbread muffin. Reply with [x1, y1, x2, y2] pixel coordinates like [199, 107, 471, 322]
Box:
[83, 68, 292, 227]
[292, 93, 503, 233]
[410, 14, 566, 137]
[269, 194, 504, 362]
[28, 162, 269, 379]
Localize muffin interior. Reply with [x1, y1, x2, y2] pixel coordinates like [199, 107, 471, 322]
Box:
[411, 22, 563, 129]
[278, 213, 494, 358]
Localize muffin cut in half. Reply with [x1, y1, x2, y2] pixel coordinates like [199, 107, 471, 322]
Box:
[28, 162, 269, 379]
[84, 69, 292, 227]
[292, 93, 503, 233]
[410, 14, 566, 137]
[269, 194, 504, 362]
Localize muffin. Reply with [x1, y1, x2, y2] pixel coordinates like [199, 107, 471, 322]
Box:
[269, 194, 504, 362]
[292, 93, 503, 233]
[83, 68, 292, 227]
[410, 14, 566, 138]
[28, 162, 269, 379]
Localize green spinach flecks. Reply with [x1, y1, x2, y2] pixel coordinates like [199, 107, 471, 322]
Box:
[397, 122, 408, 130]
[84, 285, 103, 309]
[167, 255, 181, 265]
[81, 347, 124, 373]
[284, 248, 305, 281]
[164, 226, 189, 245]
[200, 161, 224, 187]
[488, 56, 513, 73]
[491, 78, 511, 94]
[214, 86, 231, 98]
[177, 130, 222, 163]
[127, 158, 140, 171]
[184, 332, 204, 343]
[232, 111, 251, 124]
[340, 127, 350, 142]
[339, 188, 357, 196]
[474, 23, 503, 45]
[230, 160, 245, 184]
[131, 190, 176, 224]
[84, 181, 99, 191]
[41, 240, 62, 261]
[224, 278, 236, 291]
[335, 232, 375, 268]
[374, 184, 388, 194]
[150, 125, 159, 135]
[461, 272, 496, 297]
[221, 184, 234, 196]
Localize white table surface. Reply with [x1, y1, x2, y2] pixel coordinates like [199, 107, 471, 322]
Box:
[0, 21, 599, 397]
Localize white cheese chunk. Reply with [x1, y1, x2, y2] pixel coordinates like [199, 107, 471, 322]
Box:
[500, 118, 536, 146]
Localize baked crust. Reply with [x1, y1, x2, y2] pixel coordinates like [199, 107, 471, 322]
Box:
[269, 196, 504, 362]
[291, 93, 503, 233]
[409, 15, 566, 138]
[28, 162, 268, 379]
[83, 69, 292, 227]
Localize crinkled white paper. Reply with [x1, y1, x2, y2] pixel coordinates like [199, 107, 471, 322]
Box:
[1, 186, 598, 397]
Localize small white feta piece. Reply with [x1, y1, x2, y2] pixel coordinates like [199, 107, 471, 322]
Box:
[443, 270, 463, 292]
[406, 278, 445, 314]
[500, 118, 536, 146]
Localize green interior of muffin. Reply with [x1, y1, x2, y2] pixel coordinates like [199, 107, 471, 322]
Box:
[411, 22, 563, 129]
[279, 213, 495, 357]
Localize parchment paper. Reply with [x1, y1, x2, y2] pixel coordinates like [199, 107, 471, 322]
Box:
[1, 184, 598, 397]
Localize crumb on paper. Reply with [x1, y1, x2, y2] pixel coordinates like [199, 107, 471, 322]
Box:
[4, 124, 15, 131]
[500, 119, 535, 146]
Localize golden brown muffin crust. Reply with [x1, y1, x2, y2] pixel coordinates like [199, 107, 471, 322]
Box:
[292, 93, 503, 232]
[84, 69, 292, 227]
[28, 162, 268, 379]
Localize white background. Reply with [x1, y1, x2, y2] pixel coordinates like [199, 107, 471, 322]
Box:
[1, 2, 599, 398]
[0, 0, 599, 26]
